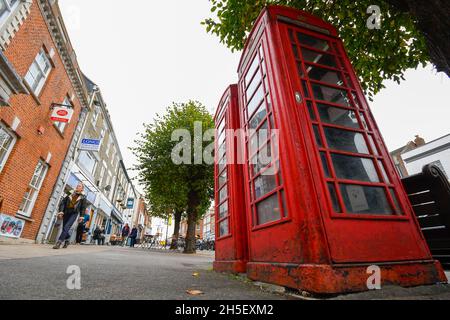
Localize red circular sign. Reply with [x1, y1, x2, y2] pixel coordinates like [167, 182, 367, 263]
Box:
[56, 110, 68, 116]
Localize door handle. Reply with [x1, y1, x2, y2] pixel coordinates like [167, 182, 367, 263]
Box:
[295, 91, 302, 103]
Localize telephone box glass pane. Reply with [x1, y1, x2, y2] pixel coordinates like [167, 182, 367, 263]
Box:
[246, 68, 262, 100]
[311, 83, 350, 106]
[256, 193, 281, 225]
[331, 154, 380, 183]
[247, 84, 265, 116]
[317, 103, 359, 129]
[323, 127, 369, 154]
[390, 189, 403, 214]
[219, 185, 228, 202]
[219, 201, 228, 219]
[249, 102, 267, 129]
[218, 141, 226, 160]
[245, 57, 260, 85]
[378, 160, 390, 183]
[219, 219, 229, 237]
[306, 65, 344, 87]
[296, 32, 331, 52]
[320, 152, 331, 178]
[254, 174, 277, 199]
[328, 183, 341, 212]
[301, 48, 338, 68]
[340, 184, 393, 215]
[218, 169, 227, 188]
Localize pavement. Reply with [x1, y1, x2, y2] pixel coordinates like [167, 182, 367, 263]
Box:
[0, 244, 284, 300]
[0, 244, 450, 300]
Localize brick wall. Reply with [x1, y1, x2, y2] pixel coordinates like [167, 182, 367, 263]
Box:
[0, 1, 83, 240]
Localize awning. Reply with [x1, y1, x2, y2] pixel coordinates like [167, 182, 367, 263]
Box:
[111, 207, 123, 224]
[98, 195, 113, 218]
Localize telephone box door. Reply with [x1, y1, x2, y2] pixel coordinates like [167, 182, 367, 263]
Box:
[277, 21, 431, 263]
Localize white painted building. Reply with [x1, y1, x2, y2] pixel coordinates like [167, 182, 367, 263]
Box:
[402, 133, 450, 179]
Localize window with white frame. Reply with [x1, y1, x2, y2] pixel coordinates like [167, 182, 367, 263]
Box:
[91, 105, 100, 126]
[0, 0, 20, 24]
[105, 136, 111, 155]
[78, 150, 97, 176]
[98, 163, 106, 187]
[54, 97, 72, 134]
[24, 48, 52, 96]
[0, 123, 16, 173]
[18, 160, 48, 217]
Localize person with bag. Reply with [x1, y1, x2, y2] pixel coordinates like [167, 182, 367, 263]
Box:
[53, 183, 87, 249]
[129, 226, 138, 248]
[75, 213, 89, 244]
[93, 225, 106, 245]
[121, 223, 130, 246]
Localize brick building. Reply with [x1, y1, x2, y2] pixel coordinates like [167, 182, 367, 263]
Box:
[180, 217, 204, 240]
[390, 135, 426, 178]
[0, 0, 88, 242]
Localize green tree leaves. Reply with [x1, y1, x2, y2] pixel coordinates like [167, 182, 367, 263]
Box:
[132, 101, 215, 253]
[202, 0, 429, 99]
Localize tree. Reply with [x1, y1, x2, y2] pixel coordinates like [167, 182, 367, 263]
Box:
[133, 101, 214, 254]
[203, 0, 449, 100]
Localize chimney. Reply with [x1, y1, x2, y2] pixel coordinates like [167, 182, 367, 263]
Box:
[414, 135, 426, 147]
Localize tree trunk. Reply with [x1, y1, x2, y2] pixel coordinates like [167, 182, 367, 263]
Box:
[184, 192, 200, 254]
[387, 0, 450, 77]
[170, 209, 183, 250]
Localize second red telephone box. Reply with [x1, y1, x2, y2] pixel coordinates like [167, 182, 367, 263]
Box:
[213, 85, 248, 273]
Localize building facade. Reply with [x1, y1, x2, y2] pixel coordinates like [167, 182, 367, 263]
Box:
[0, 0, 88, 242]
[401, 134, 450, 179]
[43, 74, 139, 244]
[202, 207, 215, 241]
[390, 135, 426, 178]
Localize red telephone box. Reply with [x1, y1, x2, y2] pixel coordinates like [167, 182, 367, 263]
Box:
[224, 5, 446, 294]
[213, 85, 248, 273]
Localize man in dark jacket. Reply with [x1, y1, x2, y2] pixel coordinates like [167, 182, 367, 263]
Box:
[53, 183, 88, 249]
[129, 226, 138, 248]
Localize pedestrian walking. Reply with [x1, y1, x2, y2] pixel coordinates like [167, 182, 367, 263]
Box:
[121, 223, 130, 246]
[75, 217, 85, 244]
[53, 183, 87, 249]
[93, 226, 105, 245]
[129, 226, 138, 248]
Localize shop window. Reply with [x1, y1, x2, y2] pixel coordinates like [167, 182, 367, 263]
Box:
[18, 160, 48, 217]
[24, 48, 52, 96]
[0, 123, 16, 173]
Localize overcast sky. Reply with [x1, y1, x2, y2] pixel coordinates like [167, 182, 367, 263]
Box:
[59, 0, 450, 188]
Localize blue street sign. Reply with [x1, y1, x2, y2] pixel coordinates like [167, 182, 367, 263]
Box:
[80, 139, 101, 152]
[126, 198, 135, 209]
